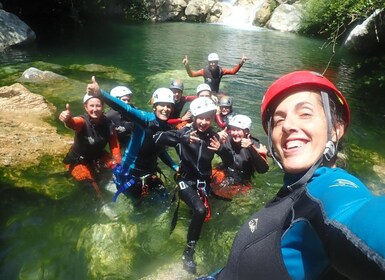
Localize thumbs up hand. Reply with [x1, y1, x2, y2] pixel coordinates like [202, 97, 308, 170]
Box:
[86, 76, 101, 96]
[182, 55, 189, 65]
[241, 134, 252, 148]
[59, 103, 71, 122]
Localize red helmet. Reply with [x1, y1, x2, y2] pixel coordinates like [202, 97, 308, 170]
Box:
[260, 71, 350, 133]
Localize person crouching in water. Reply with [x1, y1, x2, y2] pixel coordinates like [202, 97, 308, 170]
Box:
[211, 114, 269, 200]
[86, 76, 178, 203]
[215, 95, 236, 130]
[59, 93, 121, 200]
[105, 85, 134, 150]
[154, 97, 233, 274]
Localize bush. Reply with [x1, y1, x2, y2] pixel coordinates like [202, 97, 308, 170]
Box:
[299, 0, 385, 42]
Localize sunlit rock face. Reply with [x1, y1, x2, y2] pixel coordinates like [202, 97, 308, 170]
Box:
[266, 2, 303, 32]
[0, 9, 36, 50]
[344, 8, 385, 55]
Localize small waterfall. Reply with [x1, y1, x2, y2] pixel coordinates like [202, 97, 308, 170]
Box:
[219, 0, 265, 28]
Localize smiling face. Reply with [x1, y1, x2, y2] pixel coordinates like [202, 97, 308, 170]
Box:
[271, 91, 328, 173]
[154, 102, 173, 121]
[209, 61, 218, 71]
[171, 88, 183, 102]
[194, 112, 214, 132]
[220, 106, 231, 116]
[84, 97, 104, 120]
[229, 126, 246, 143]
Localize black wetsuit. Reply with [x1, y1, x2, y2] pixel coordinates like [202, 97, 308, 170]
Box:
[105, 108, 134, 149]
[154, 125, 232, 241]
[64, 113, 113, 165]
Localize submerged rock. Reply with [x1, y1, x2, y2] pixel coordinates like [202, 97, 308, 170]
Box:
[77, 223, 139, 279]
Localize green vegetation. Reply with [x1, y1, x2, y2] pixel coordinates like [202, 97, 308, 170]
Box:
[299, 0, 385, 43]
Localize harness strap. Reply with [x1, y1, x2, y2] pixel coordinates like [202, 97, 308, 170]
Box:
[197, 180, 211, 222]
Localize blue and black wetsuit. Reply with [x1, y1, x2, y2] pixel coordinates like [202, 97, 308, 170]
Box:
[100, 90, 177, 198]
[213, 167, 385, 279]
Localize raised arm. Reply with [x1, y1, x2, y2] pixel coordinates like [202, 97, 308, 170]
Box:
[246, 137, 269, 173]
[182, 55, 204, 77]
[87, 76, 153, 125]
[222, 55, 247, 75]
[59, 103, 85, 132]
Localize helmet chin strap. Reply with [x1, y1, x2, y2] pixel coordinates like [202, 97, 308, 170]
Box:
[266, 91, 337, 192]
[267, 117, 283, 170]
[321, 91, 337, 162]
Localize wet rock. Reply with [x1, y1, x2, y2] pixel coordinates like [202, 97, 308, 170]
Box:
[20, 67, 68, 83]
[77, 223, 138, 279]
[0, 83, 71, 167]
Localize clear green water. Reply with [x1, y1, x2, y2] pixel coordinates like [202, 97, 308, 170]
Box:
[0, 22, 384, 279]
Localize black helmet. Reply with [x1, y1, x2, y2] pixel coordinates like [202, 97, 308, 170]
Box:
[219, 96, 233, 107]
[170, 79, 184, 91]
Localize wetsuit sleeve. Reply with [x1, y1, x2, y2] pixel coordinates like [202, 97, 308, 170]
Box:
[167, 118, 182, 125]
[100, 89, 153, 125]
[185, 66, 204, 77]
[215, 138, 233, 167]
[184, 95, 197, 102]
[153, 129, 189, 147]
[248, 139, 269, 173]
[159, 149, 178, 171]
[65, 116, 85, 132]
[215, 114, 227, 129]
[306, 170, 385, 279]
[108, 129, 121, 165]
[222, 63, 242, 75]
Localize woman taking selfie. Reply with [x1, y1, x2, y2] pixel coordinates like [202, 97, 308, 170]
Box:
[201, 71, 385, 279]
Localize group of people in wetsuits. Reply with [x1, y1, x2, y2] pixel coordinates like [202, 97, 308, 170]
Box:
[60, 53, 385, 279]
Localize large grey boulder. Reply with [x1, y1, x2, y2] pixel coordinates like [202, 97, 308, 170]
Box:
[344, 8, 385, 54]
[20, 67, 68, 83]
[266, 2, 303, 32]
[0, 9, 36, 50]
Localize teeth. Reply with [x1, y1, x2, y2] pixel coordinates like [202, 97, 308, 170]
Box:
[286, 140, 304, 149]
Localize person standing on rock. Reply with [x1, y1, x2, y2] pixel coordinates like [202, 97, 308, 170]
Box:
[59, 93, 121, 200]
[182, 53, 247, 96]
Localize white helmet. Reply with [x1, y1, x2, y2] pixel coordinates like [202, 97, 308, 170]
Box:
[196, 83, 212, 95]
[110, 86, 132, 98]
[228, 114, 252, 130]
[152, 88, 175, 105]
[83, 93, 98, 104]
[208, 53, 219, 62]
[190, 97, 217, 117]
